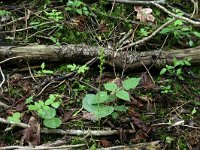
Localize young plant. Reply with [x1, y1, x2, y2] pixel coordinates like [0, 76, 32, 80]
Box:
[65, 0, 91, 16]
[26, 94, 62, 128]
[7, 112, 21, 123]
[36, 62, 54, 75]
[160, 19, 200, 47]
[82, 77, 141, 119]
[45, 9, 63, 22]
[67, 64, 89, 74]
[160, 57, 191, 80]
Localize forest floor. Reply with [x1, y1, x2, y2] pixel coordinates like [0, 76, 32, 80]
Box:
[0, 0, 200, 149]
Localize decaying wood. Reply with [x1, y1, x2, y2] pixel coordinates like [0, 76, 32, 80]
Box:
[0, 44, 199, 69]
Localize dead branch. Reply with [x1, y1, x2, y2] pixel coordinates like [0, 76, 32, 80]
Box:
[0, 44, 200, 70]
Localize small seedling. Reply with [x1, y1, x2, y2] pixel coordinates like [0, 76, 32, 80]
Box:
[27, 94, 62, 128]
[82, 77, 141, 119]
[37, 62, 54, 75]
[7, 112, 21, 123]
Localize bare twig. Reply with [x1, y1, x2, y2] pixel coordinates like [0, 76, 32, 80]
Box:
[0, 66, 5, 92]
[117, 18, 176, 50]
[108, 0, 165, 4]
[0, 117, 135, 136]
[151, 2, 200, 26]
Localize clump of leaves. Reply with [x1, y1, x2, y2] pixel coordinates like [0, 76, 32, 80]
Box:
[82, 77, 141, 119]
[26, 94, 62, 128]
[7, 112, 21, 123]
[65, 0, 91, 16]
[67, 64, 89, 74]
[160, 57, 191, 80]
[160, 19, 200, 47]
[36, 62, 54, 75]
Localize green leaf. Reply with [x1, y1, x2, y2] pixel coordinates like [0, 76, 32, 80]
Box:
[114, 105, 128, 112]
[7, 112, 21, 123]
[191, 107, 197, 115]
[25, 96, 33, 104]
[176, 68, 182, 76]
[116, 90, 130, 101]
[160, 28, 172, 34]
[106, 95, 117, 102]
[178, 75, 184, 80]
[76, 9, 82, 15]
[174, 20, 183, 26]
[111, 112, 118, 120]
[188, 40, 193, 47]
[94, 106, 114, 119]
[104, 82, 118, 92]
[193, 31, 200, 38]
[42, 70, 54, 74]
[13, 112, 21, 118]
[41, 62, 45, 70]
[45, 95, 55, 105]
[82, 94, 97, 113]
[92, 91, 109, 104]
[43, 117, 61, 128]
[183, 59, 191, 66]
[67, 64, 77, 71]
[51, 102, 61, 108]
[38, 108, 56, 119]
[28, 105, 38, 110]
[160, 68, 167, 75]
[122, 77, 141, 90]
[77, 65, 89, 74]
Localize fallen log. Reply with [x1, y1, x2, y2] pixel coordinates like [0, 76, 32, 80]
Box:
[0, 44, 199, 69]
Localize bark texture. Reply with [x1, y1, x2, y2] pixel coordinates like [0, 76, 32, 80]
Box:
[0, 44, 199, 69]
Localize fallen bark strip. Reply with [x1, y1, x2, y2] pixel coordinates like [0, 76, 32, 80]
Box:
[0, 44, 200, 69]
[0, 117, 135, 136]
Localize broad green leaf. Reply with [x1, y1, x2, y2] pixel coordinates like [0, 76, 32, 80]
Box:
[42, 105, 50, 110]
[116, 90, 130, 101]
[122, 77, 141, 90]
[92, 91, 109, 104]
[94, 106, 114, 119]
[188, 40, 193, 47]
[174, 20, 183, 26]
[51, 102, 61, 108]
[114, 105, 128, 112]
[104, 82, 118, 92]
[106, 95, 117, 102]
[7, 117, 21, 123]
[38, 100, 45, 106]
[82, 94, 97, 113]
[13, 112, 21, 118]
[160, 68, 167, 75]
[28, 105, 38, 110]
[160, 28, 172, 34]
[7, 112, 21, 123]
[38, 108, 56, 119]
[43, 117, 61, 128]
[193, 31, 200, 38]
[45, 95, 55, 105]
[76, 9, 82, 15]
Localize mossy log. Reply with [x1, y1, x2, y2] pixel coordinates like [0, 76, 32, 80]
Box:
[0, 44, 199, 69]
